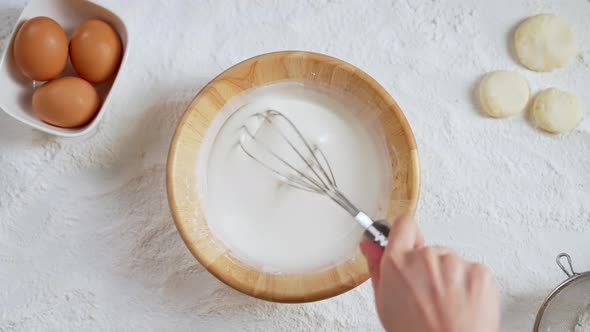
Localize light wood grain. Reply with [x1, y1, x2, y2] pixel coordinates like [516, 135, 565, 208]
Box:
[166, 51, 420, 303]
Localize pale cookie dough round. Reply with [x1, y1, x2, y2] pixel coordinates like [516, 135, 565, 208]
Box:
[514, 14, 577, 72]
[531, 88, 582, 134]
[479, 71, 530, 118]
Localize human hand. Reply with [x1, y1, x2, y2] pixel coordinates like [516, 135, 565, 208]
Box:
[360, 217, 500, 332]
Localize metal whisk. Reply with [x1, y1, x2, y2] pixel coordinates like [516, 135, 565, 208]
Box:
[238, 110, 390, 248]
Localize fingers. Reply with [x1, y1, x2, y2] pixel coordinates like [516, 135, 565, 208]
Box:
[360, 240, 384, 288]
[403, 247, 452, 285]
[362, 216, 423, 301]
[414, 227, 425, 249]
[393, 246, 461, 296]
[465, 262, 500, 329]
[386, 216, 422, 259]
[361, 217, 422, 293]
[426, 246, 455, 256]
[439, 253, 465, 287]
[466, 263, 494, 293]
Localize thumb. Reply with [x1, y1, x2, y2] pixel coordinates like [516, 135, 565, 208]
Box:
[360, 240, 384, 289]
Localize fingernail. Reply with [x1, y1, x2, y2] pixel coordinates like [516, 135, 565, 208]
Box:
[359, 241, 368, 256]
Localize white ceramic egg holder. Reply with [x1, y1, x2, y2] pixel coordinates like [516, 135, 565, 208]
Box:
[0, 0, 128, 137]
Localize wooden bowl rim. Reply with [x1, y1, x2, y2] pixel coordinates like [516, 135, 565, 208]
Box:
[166, 50, 420, 302]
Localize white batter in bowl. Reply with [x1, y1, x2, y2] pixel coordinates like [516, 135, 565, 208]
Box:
[197, 81, 392, 274]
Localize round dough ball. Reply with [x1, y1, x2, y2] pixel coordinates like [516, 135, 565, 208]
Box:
[479, 71, 530, 118]
[514, 14, 577, 72]
[531, 88, 582, 134]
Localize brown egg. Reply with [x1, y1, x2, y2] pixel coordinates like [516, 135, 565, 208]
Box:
[13, 16, 68, 81]
[32, 76, 101, 128]
[70, 19, 122, 83]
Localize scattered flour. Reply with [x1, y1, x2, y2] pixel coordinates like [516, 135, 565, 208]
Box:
[0, 0, 589, 331]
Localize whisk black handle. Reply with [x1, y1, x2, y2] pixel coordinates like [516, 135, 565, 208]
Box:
[363, 220, 390, 248]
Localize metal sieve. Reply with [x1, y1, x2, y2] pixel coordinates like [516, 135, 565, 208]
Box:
[534, 253, 590, 332]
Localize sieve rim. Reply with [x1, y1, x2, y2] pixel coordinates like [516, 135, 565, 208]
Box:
[533, 253, 590, 331]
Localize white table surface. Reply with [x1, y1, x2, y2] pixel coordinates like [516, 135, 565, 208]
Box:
[1, 0, 589, 331]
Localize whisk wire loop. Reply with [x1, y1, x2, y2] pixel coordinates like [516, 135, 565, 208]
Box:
[238, 109, 387, 244]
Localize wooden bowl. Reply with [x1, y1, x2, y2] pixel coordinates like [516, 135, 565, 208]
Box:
[167, 51, 420, 303]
